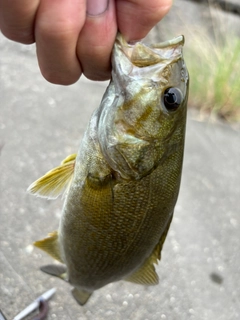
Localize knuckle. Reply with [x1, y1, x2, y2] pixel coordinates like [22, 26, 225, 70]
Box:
[37, 18, 80, 44]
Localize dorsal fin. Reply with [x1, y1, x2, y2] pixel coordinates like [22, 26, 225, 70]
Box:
[125, 257, 159, 285]
[125, 214, 173, 285]
[34, 231, 63, 263]
[149, 214, 173, 265]
[27, 154, 76, 199]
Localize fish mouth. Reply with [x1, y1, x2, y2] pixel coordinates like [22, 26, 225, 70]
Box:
[115, 34, 184, 68]
[150, 35, 184, 49]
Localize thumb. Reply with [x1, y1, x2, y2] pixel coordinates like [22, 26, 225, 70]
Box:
[116, 0, 172, 41]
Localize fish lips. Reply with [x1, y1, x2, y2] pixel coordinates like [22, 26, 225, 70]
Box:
[112, 33, 185, 82]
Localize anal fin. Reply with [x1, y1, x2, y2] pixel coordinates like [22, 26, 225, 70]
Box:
[71, 288, 92, 306]
[34, 231, 63, 263]
[40, 264, 67, 281]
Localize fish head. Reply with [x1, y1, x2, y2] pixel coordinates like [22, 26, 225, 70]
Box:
[98, 34, 189, 180]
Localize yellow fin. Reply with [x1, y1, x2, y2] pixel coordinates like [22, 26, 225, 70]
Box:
[60, 153, 77, 165]
[71, 288, 92, 306]
[34, 231, 63, 263]
[125, 214, 173, 285]
[27, 154, 76, 199]
[149, 214, 173, 265]
[125, 258, 159, 285]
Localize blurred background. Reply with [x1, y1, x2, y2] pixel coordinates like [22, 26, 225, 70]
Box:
[0, 1, 240, 319]
[147, 0, 240, 124]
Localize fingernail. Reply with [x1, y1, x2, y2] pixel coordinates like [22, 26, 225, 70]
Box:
[87, 0, 109, 16]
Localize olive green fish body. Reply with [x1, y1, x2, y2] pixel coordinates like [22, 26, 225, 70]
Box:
[28, 34, 189, 305]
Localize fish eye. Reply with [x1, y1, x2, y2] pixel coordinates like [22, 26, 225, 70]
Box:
[163, 87, 183, 112]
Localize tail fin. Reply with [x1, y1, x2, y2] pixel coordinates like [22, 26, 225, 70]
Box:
[71, 288, 92, 306]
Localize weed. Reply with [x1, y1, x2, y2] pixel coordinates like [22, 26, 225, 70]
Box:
[152, 0, 240, 122]
[185, 21, 240, 122]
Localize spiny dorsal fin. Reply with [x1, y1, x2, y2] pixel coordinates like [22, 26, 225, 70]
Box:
[125, 214, 173, 285]
[71, 288, 92, 306]
[27, 154, 76, 199]
[34, 231, 63, 263]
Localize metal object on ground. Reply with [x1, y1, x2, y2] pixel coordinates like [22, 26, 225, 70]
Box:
[13, 288, 56, 320]
[0, 310, 8, 320]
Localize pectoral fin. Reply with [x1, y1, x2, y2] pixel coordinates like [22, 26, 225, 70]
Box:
[27, 154, 76, 199]
[71, 288, 92, 306]
[34, 231, 63, 263]
[125, 214, 173, 286]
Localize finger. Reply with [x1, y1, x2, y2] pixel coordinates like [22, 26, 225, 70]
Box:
[76, 0, 117, 81]
[0, 0, 39, 44]
[116, 0, 172, 41]
[35, 0, 86, 85]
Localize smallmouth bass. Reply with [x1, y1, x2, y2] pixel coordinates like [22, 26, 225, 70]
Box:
[28, 33, 189, 305]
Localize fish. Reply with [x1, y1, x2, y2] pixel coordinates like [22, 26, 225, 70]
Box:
[28, 33, 189, 306]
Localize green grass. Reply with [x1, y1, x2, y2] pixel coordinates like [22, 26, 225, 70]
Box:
[152, 1, 240, 123]
[185, 29, 240, 122]
[183, 7, 240, 123]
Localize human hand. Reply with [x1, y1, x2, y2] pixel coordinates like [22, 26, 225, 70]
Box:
[0, 0, 172, 85]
